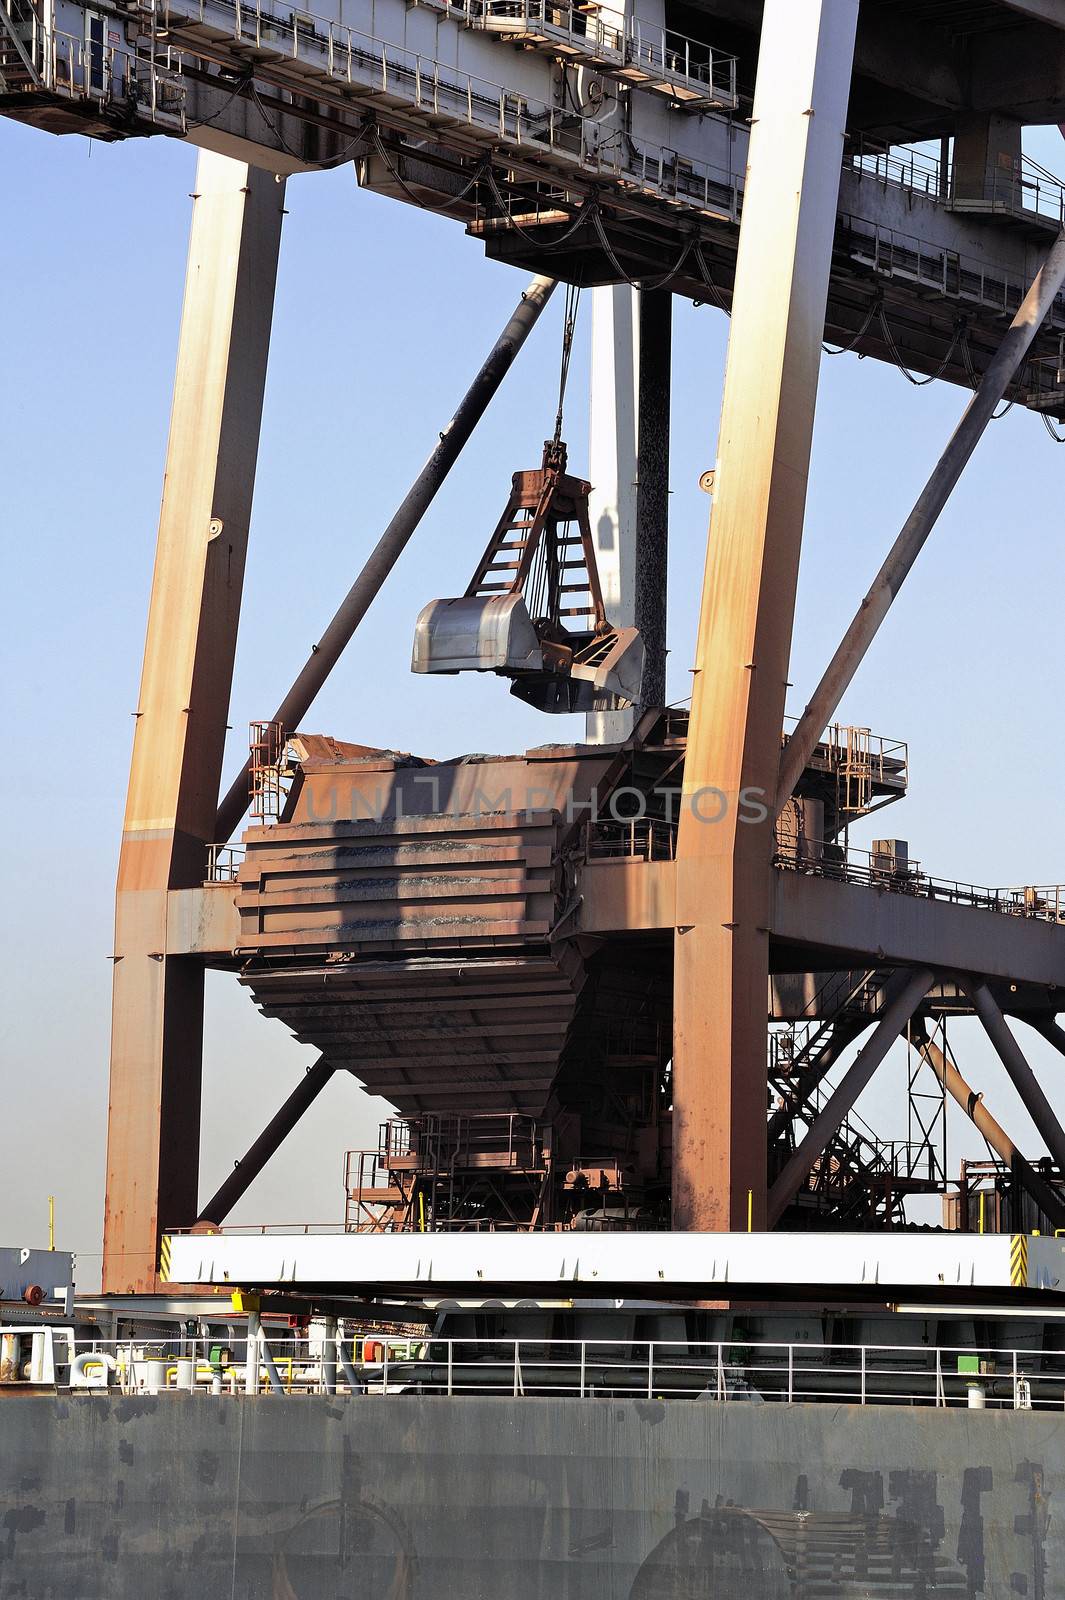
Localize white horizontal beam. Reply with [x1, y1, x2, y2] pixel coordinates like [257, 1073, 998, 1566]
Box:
[164, 1230, 1065, 1296]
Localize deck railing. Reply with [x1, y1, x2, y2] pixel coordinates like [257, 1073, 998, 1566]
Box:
[7, 1331, 1064, 1408]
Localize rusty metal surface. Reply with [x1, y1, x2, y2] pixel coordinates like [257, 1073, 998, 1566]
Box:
[0, 1395, 1061, 1596]
[103, 155, 286, 1294]
[672, 3, 859, 1233]
[245, 955, 585, 1115]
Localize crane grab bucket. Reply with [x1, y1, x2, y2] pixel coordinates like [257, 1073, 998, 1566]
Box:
[411, 440, 644, 713]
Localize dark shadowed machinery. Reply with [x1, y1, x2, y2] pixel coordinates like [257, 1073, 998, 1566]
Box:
[6, 0, 1065, 1595]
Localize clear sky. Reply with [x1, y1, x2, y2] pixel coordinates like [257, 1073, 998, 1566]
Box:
[3, 117, 1063, 1282]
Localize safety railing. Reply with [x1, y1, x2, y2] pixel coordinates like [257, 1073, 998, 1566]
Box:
[8, 1330, 1065, 1408]
[775, 845, 1065, 926]
[847, 137, 947, 202]
[159, 0, 740, 218]
[839, 214, 1065, 332]
[30, 24, 187, 125]
[205, 843, 246, 882]
[845, 138, 1065, 231]
[586, 817, 677, 861]
[782, 718, 908, 791]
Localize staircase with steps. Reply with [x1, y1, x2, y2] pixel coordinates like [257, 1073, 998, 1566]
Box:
[0, 0, 40, 93]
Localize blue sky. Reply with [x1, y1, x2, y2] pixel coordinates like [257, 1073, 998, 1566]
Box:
[3, 117, 1063, 1279]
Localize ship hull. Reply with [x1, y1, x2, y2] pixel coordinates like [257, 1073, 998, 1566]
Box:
[0, 1395, 1059, 1597]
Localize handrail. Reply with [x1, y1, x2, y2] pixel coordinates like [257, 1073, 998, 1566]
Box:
[7, 1330, 1061, 1408]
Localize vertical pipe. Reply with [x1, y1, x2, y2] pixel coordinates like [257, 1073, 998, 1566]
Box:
[245, 1312, 261, 1396]
[634, 287, 671, 713]
[322, 1316, 338, 1395]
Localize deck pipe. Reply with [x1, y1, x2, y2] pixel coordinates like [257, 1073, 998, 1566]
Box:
[214, 274, 557, 845]
[778, 229, 1065, 811]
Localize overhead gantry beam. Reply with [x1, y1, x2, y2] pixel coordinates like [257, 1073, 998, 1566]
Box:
[103, 153, 285, 1295]
[672, 0, 859, 1232]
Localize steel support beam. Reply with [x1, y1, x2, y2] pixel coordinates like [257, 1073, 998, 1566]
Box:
[103, 154, 285, 1294]
[1027, 1014, 1065, 1060]
[197, 1060, 335, 1227]
[965, 981, 1065, 1171]
[767, 968, 934, 1226]
[910, 1022, 1065, 1230]
[215, 273, 555, 842]
[672, 0, 859, 1231]
[777, 228, 1065, 808]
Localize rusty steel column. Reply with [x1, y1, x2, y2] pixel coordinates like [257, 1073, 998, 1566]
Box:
[634, 288, 671, 714]
[672, 0, 859, 1231]
[103, 154, 285, 1293]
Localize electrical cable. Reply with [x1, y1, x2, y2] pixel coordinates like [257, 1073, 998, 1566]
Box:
[878, 301, 964, 386]
[591, 207, 695, 291]
[369, 125, 490, 209]
[482, 164, 596, 249]
[692, 240, 730, 315]
[822, 293, 880, 355]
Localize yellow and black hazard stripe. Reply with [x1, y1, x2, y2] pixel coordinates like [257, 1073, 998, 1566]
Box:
[1010, 1233, 1029, 1288]
[158, 1234, 172, 1284]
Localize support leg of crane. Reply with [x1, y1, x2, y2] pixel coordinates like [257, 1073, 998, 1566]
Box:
[214, 274, 556, 844]
[103, 154, 286, 1294]
[910, 1021, 1065, 1231]
[767, 968, 935, 1227]
[672, 0, 859, 1231]
[196, 1061, 335, 1227]
[777, 227, 1065, 809]
[963, 981, 1065, 1172]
